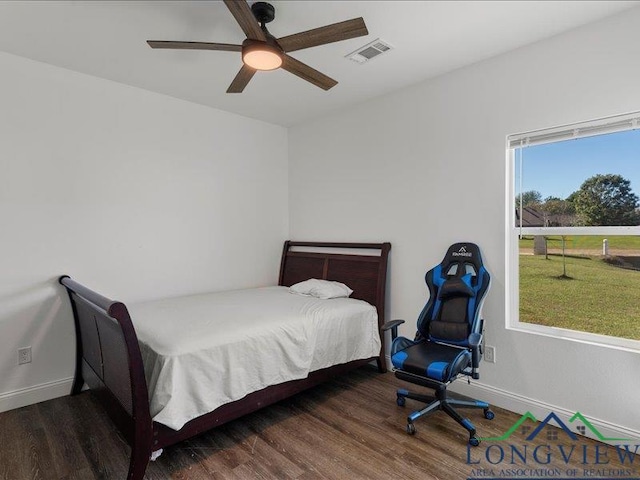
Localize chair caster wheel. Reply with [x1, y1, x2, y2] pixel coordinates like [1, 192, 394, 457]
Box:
[469, 436, 480, 447]
[406, 423, 416, 435]
[484, 409, 495, 420]
[396, 396, 406, 407]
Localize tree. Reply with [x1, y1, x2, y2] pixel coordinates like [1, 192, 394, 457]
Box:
[540, 196, 576, 227]
[573, 174, 640, 226]
[516, 190, 542, 209]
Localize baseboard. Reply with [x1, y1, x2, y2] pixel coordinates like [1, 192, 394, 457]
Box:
[0, 377, 74, 414]
[449, 379, 640, 445]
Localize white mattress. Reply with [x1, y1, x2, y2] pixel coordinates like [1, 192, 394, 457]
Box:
[128, 286, 381, 430]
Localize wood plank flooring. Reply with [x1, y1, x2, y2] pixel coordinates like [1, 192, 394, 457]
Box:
[1, 366, 637, 479]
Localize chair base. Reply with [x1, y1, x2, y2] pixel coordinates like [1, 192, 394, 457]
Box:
[396, 382, 493, 446]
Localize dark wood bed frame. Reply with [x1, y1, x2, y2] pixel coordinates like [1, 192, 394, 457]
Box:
[59, 240, 391, 480]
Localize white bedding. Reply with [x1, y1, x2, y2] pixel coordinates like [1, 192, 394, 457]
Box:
[128, 286, 381, 430]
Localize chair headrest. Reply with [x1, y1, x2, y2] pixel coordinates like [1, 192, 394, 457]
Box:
[441, 242, 484, 274]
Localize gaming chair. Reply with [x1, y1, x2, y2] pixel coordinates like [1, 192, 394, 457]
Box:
[382, 242, 493, 446]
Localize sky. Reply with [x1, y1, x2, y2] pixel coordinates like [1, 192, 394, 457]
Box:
[515, 128, 640, 201]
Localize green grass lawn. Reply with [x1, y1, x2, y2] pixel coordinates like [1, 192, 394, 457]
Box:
[520, 235, 640, 251]
[519, 254, 640, 340]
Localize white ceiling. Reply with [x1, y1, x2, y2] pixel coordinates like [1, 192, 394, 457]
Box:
[0, 1, 637, 126]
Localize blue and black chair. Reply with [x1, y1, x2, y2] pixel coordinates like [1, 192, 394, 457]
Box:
[383, 242, 493, 446]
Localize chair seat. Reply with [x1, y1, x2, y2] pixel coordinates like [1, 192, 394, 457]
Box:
[391, 340, 471, 383]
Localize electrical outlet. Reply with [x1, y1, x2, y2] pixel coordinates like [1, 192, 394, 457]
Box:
[18, 347, 32, 365]
[484, 345, 496, 363]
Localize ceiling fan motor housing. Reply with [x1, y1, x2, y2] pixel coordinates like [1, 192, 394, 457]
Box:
[251, 2, 275, 24]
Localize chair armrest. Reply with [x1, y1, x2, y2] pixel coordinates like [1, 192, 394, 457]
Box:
[467, 331, 483, 375]
[381, 319, 405, 340]
[468, 332, 482, 347]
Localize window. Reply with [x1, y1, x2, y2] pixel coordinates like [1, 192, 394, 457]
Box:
[507, 112, 640, 349]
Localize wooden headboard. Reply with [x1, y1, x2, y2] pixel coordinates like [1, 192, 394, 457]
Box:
[278, 241, 391, 329]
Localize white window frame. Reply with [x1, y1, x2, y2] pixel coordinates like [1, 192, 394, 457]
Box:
[505, 112, 640, 353]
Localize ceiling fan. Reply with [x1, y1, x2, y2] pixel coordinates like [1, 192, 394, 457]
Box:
[147, 0, 368, 93]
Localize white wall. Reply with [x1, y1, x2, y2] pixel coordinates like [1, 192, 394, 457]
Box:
[0, 52, 288, 411]
[289, 7, 640, 436]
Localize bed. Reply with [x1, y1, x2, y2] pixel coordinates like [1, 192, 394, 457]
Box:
[58, 240, 391, 480]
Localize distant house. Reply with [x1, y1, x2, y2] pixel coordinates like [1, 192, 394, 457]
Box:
[515, 206, 544, 227]
[516, 206, 577, 227]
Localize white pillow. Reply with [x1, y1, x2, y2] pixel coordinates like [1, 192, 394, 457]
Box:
[289, 279, 353, 299]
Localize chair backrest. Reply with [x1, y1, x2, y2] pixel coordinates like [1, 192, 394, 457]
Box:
[416, 242, 490, 345]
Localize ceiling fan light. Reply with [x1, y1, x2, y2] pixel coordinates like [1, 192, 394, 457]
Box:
[242, 42, 282, 71]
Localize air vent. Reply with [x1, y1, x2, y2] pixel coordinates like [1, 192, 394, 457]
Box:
[346, 38, 393, 64]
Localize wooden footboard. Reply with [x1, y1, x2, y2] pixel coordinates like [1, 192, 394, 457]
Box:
[59, 240, 391, 480]
[59, 276, 153, 479]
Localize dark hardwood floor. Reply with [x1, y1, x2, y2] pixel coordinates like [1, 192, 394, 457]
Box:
[1, 366, 636, 479]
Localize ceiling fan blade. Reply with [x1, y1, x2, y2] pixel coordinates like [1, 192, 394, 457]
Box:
[276, 17, 368, 53]
[227, 64, 257, 93]
[147, 41, 242, 52]
[223, 0, 267, 41]
[281, 55, 337, 91]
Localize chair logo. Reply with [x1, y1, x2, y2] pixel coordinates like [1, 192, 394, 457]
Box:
[466, 410, 640, 480]
[453, 246, 473, 257]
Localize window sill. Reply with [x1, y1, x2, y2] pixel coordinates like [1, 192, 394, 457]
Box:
[507, 321, 640, 353]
